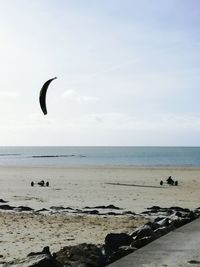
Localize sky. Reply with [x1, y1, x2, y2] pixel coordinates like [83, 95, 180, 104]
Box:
[0, 0, 200, 146]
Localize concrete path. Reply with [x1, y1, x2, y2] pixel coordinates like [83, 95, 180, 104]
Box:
[109, 218, 200, 267]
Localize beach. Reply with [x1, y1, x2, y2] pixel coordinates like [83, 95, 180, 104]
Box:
[0, 165, 200, 263]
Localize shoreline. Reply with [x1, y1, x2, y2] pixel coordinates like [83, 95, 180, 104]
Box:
[1, 164, 200, 169]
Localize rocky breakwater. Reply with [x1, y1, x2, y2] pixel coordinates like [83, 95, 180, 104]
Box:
[3, 206, 200, 267]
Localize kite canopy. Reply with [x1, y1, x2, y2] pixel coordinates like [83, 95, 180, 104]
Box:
[39, 77, 57, 115]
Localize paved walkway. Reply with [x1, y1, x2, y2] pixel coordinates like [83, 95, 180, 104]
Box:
[109, 217, 200, 267]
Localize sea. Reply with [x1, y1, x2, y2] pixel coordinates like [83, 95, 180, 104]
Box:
[0, 146, 200, 167]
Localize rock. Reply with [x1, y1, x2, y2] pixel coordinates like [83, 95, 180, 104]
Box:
[154, 216, 165, 222]
[122, 211, 136, 215]
[0, 205, 14, 210]
[106, 246, 136, 265]
[84, 205, 122, 210]
[15, 206, 34, 212]
[50, 206, 74, 212]
[131, 224, 154, 240]
[169, 206, 190, 212]
[3, 254, 60, 267]
[172, 218, 192, 228]
[105, 233, 133, 251]
[188, 211, 197, 220]
[145, 221, 160, 231]
[55, 243, 105, 267]
[102, 204, 121, 210]
[154, 226, 172, 237]
[106, 212, 120, 216]
[50, 206, 66, 211]
[132, 236, 155, 249]
[82, 210, 99, 215]
[155, 217, 171, 227]
[0, 199, 8, 203]
[28, 246, 51, 256]
[37, 208, 49, 212]
[4, 247, 61, 267]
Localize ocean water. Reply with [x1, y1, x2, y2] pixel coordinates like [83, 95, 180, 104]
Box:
[0, 146, 200, 167]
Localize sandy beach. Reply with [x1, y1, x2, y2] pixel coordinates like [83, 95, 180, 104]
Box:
[0, 165, 200, 263]
[0, 165, 200, 212]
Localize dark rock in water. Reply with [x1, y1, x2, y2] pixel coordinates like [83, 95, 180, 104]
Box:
[55, 243, 105, 267]
[105, 233, 133, 251]
[15, 206, 34, 212]
[0, 199, 7, 203]
[0, 204, 14, 210]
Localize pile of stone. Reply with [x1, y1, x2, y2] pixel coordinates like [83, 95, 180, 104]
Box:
[104, 206, 200, 264]
[3, 206, 200, 267]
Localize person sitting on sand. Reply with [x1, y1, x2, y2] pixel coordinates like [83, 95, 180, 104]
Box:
[166, 176, 174, 185]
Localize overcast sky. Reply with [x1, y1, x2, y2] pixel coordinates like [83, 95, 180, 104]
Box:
[0, 0, 200, 146]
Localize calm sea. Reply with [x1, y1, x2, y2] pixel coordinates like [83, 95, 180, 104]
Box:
[0, 146, 200, 167]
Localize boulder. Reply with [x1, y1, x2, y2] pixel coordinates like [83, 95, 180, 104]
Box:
[105, 233, 133, 251]
[131, 224, 154, 240]
[106, 246, 136, 265]
[3, 254, 60, 267]
[55, 243, 105, 267]
[0, 199, 8, 203]
[15, 206, 34, 212]
[132, 236, 155, 249]
[0, 205, 14, 210]
[172, 218, 192, 228]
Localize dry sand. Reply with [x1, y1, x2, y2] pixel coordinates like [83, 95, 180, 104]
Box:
[0, 212, 147, 263]
[0, 165, 200, 263]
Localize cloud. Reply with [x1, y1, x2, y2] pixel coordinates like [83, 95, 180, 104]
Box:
[0, 91, 20, 98]
[62, 89, 99, 103]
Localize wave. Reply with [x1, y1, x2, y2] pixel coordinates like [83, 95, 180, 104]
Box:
[0, 154, 21, 156]
[31, 154, 86, 158]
